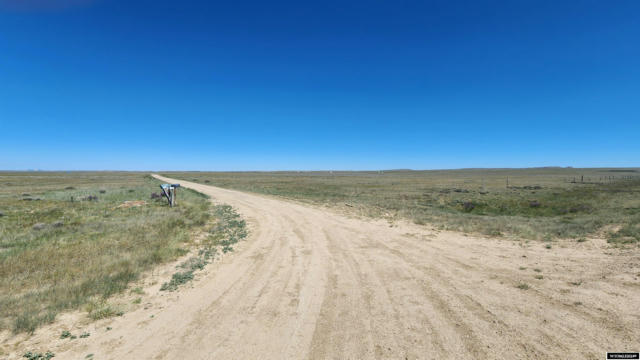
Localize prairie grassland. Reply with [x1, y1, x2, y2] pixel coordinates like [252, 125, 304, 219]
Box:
[0, 172, 210, 333]
[165, 168, 640, 242]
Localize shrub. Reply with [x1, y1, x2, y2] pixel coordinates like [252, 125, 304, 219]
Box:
[462, 201, 475, 212]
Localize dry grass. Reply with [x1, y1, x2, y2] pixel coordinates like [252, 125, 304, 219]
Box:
[164, 168, 640, 242]
[0, 172, 210, 333]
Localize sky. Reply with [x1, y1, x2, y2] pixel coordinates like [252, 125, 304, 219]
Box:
[1, 0, 639, 171]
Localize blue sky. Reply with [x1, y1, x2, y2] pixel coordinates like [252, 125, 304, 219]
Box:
[1, 0, 638, 170]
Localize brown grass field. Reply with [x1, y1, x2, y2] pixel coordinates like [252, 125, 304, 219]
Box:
[2, 168, 639, 359]
[164, 167, 640, 243]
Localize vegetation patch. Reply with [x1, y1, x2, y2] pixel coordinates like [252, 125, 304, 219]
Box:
[163, 168, 640, 243]
[516, 283, 530, 290]
[0, 172, 210, 333]
[22, 351, 55, 360]
[160, 205, 246, 291]
[85, 301, 124, 320]
[160, 271, 195, 291]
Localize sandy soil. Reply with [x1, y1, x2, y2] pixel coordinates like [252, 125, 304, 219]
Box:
[3, 175, 639, 359]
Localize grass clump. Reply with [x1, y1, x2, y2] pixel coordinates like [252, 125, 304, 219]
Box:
[13, 311, 56, 334]
[85, 301, 123, 320]
[130, 287, 145, 295]
[516, 283, 530, 290]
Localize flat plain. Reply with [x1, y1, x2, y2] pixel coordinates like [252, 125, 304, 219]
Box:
[0, 172, 210, 335]
[165, 167, 640, 242]
[2, 169, 639, 359]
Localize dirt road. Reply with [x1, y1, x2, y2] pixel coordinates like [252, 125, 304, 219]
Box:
[21, 175, 640, 359]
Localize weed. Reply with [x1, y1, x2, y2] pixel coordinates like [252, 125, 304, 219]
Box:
[86, 301, 121, 320]
[570, 281, 583, 286]
[545, 244, 552, 249]
[519, 267, 527, 270]
[22, 351, 55, 360]
[534, 275, 544, 280]
[534, 268, 542, 272]
[132, 297, 142, 304]
[160, 271, 194, 291]
[158, 204, 246, 292]
[80, 332, 90, 338]
[516, 283, 530, 290]
[179, 256, 208, 272]
[60, 330, 72, 339]
[207, 205, 247, 253]
[130, 287, 145, 295]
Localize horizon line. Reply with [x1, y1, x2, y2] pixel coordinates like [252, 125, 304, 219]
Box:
[1, 166, 639, 173]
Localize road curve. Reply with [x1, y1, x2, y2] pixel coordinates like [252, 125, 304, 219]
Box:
[53, 175, 638, 359]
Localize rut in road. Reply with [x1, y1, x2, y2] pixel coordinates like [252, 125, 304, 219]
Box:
[53, 175, 638, 360]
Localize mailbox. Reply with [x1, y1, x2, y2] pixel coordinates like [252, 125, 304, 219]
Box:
[160, 183, 180, 207]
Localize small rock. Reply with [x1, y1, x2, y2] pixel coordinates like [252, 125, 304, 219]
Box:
[32, 223, 47, 230]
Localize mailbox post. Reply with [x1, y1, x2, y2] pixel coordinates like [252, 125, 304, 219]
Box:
[160, 183, 181, 207]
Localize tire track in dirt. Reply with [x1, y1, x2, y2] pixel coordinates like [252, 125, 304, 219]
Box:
[16, 175, 637, 360]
